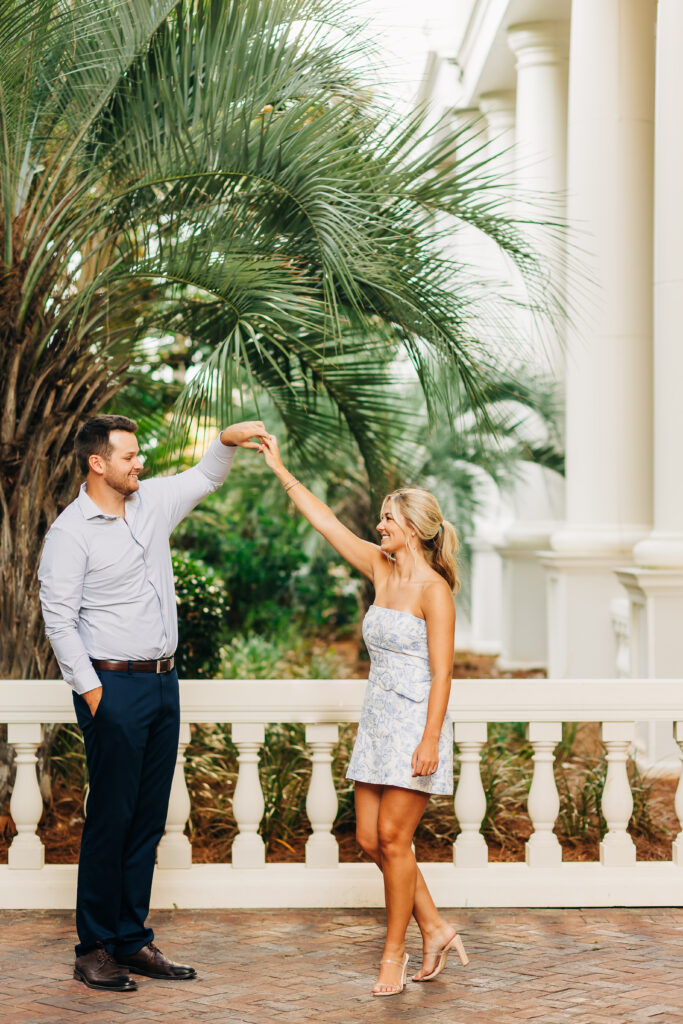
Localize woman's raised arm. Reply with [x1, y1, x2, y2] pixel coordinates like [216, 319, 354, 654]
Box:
[259, 434, 383, 581]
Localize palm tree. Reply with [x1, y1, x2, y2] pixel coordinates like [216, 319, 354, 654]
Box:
[0, 0, 562, 679]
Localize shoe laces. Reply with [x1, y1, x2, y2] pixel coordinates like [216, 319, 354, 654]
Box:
[95, 946, 115, 967]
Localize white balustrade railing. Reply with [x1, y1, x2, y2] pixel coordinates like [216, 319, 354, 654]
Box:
[231, 723, 266, 868]
[2, 678, 683, 909]
[453, 722, 488, 868]
[157, 723, 192, 870]
[526, 722, 562, 868]
[305, 724, 339, 869]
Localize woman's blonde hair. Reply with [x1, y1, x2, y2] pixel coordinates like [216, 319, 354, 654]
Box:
[381, 488, 460, 592]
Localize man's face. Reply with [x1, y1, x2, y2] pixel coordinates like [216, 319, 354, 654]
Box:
[99, 431, 143, 496]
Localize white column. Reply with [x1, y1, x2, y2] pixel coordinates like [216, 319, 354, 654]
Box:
[507, 22, 568, 201]
[478, 90, 515, 169]
[614, 0, 683, 767]
[600, 722, 637, 867]
[231, 723, 266, 868]
[546, 0, 656, 678]
[468, 521, 504, 657]
[464, 95, 514, 660]
[157, 724, 192, 869]
[496, 22, 569, 669]
[452, 99, 509, 291]
[614, 571, 682, 771]
[450, 105, 486, 163]
[525, 722, 562, 867]
[453, 722, 488, 868]
[305, 724, 339, 868]
[8, 724, 44, 870]
[633, 0, 683, 573]
[507, 18, 569, 375]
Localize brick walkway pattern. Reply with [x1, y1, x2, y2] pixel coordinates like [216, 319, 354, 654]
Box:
[1, 908, 682, 1024]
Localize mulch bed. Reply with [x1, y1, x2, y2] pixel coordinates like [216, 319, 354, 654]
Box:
[1, 775, 678, 866]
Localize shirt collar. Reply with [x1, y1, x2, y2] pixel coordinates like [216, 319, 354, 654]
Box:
[76, 482, 137, 521]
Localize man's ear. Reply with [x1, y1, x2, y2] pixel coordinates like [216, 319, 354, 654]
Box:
[88, 453, 106, 477]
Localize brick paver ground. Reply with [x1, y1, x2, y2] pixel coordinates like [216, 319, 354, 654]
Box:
[1, 908, 681, 1024]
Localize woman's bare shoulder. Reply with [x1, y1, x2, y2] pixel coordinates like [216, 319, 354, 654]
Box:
[420, 575, 455, 615]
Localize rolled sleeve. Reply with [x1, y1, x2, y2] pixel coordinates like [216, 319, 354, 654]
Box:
[38, 528, 102, 695]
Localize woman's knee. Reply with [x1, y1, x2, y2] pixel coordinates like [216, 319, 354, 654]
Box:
[356, 825, 380, 860]
[377, 821, 410, 858]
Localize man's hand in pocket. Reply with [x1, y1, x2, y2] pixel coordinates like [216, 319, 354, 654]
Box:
[83, 686, 103, 717]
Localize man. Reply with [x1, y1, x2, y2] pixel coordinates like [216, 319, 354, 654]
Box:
[38, 415, 266, 992]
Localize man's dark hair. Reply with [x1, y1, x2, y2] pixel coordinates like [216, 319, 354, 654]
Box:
[74, 415, 138, 476]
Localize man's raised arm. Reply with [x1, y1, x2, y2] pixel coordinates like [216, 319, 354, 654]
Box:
[153, 420, 268, 532]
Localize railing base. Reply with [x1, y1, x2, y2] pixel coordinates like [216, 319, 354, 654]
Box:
[2, 861, 682, 910]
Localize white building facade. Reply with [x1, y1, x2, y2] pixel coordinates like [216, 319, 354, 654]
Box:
[428, 0, 682, 767]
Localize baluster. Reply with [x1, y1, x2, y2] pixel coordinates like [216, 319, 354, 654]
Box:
[157, 724, 192, 869]
[305, 724, 339, 868]
[672, 722, 683, 865]
[525, 722, 562, 867]
[600, 722, 636, 867]
[8, 724, 45, 870]
[453, 722, 488, 867]
[231, 723, 266, 868]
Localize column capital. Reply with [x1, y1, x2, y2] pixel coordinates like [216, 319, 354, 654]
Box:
[446, 105, 482, 132]
[478, 90, 515, 136]
[507, 21, 569, 68]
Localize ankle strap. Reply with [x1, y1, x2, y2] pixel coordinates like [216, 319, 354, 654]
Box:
[380, 957, 406, 967]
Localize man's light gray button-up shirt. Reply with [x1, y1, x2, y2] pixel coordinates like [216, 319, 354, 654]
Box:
[38, 437, 235, 695]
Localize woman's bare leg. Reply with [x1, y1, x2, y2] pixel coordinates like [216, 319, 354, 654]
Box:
[354, 782, 457, 983]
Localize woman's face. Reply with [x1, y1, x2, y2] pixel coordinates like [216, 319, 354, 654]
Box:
[376, 503, 408, 555]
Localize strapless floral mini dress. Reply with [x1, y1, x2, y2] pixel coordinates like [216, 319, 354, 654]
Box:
[346, 604, 453, 795]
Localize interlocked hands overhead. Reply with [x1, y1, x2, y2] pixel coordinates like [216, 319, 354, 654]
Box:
[220, 421, 269, 449]
[256, 433, 284, 473]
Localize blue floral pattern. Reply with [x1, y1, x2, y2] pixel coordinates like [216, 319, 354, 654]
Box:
[346, 605, 454, 795]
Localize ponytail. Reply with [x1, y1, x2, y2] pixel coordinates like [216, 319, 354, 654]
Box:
[431, 519, 460, 593]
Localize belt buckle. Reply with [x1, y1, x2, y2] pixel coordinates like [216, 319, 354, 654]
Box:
[156, 659, 163, 673]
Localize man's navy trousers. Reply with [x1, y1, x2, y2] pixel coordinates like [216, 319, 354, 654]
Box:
[72, 666, 180, 958]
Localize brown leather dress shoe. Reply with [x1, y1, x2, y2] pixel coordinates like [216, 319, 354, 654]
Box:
[74, 944, 138, 991]
[116, 941, 197, 980]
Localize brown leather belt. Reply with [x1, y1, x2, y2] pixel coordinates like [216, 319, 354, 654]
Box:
[91, 657, 175, 674]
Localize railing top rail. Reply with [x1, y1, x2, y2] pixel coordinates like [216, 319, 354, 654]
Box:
[1, 678, 682, 725]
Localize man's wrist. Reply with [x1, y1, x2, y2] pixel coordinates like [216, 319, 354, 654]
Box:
[219, 427, 236, 447]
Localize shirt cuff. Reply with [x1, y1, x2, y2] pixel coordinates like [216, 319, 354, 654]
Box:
[215, 434, 238, 458]
[73, 665, 103, 696]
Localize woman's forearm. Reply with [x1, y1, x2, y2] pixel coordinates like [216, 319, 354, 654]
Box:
[272, 463, 337, 536]
[422, 677, 452, 741]
[261, 434, 379, 578]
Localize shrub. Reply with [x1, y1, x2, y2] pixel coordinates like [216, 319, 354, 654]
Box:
[172, 461, 361, 639]
[173, 551, 230, 678]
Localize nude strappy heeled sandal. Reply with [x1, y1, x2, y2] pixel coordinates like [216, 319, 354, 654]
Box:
[412, 931, 469, 982]
[372, 952, 409, 997]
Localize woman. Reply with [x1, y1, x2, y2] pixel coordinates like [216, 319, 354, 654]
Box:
[259, 434, 469, 996]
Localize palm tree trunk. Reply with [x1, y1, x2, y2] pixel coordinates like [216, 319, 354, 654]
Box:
[0, 419, 71, 679]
